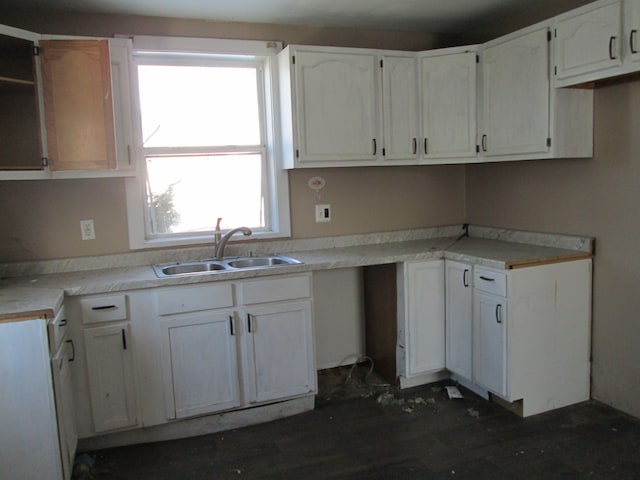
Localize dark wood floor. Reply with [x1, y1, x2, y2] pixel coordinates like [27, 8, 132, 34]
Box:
[78, 370, 640, 480]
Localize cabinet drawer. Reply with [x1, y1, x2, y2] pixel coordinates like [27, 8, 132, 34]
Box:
[157, 283, 234, 315]
[80, 294, 128, 324]
[474, 267, 507, 296]
[48, 306, 68, 352]
[242, 275, 311, 305]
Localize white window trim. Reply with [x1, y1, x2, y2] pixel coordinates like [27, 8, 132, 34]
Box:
[124, 36, 290, 250]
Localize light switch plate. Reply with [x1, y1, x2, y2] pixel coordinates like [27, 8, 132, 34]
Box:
[80, 219, 96, 240]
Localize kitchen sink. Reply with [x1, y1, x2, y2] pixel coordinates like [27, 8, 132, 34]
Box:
[157, 261, 227, 276]
[226, 256, 300, 269]
[153, 255, 302, 277]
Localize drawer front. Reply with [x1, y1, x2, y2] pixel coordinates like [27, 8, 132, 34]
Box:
[474, 267, 507, 296]
[81, 294, 128, 324]
[157, 283, 234, 315]
[242, 275, 311, 305]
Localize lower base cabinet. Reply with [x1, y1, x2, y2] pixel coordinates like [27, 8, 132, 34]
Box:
[157, 274, 316, 421]
[445, 259, 592, 417]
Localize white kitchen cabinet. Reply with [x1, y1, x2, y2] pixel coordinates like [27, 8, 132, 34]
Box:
[554, 0, 622, 84]
[397, 260, 445, 385]
[444, 260, 473, 381]
[0, 305, 76, 480]
[470, 261, 592, 417]
[420, 50, 477, 161]
[479, 23, 593, 160]
[244, 301, 315, 403]
[83, 323, 138, 432]
[154, 274, 315, 422]
[381, 54, 419, 161]
[160, 311, 240, 419]
[279, 46, 378, 167]
[480, 27, 550, 157]
[473, 289, 508, 397]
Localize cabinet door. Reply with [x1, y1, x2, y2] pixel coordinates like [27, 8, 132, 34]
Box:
[445, 261, 472, 380]
[473, 291, 507, 397]
[161, 312, 240, 419]
[51, 340, 77, 480]
[421, 52, 477, 159]
[381, 55, 419, 161]
[40, 39, 116, 171]
[84, 323, 137, 432]
[403, 260, 445, 377]
[481, 28, 549, 156]
[245, 300, 315, 404]
[626, 0, 640, 63]
[294, 50, 378, 163]
[554, 0, 622, 80]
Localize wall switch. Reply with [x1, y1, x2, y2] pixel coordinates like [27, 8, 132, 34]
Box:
[80, 219, 96, 240]
[315, 204, 331, 223]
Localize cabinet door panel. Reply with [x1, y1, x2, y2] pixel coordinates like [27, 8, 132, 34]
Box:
[555, 1, 622, 79]
[421, 52, 477, 158]
[245, 301, 315, 403]
[473, 292, 507, 397]
[627, 0, 640, 64]
[445, 261, 472, 380]
[41, 39, 116, 170]
[404, 260, 445, 377]
[482, 28, 549, 156]
[84, 323, 137, 432]
[382, 55, 418, 160]
[161, 312, 240, 419]
[295, 51, 377, 162]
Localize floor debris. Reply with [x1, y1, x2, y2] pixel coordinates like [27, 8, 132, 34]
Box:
[445, 386, 464, 399]
[467, 407, 480, 418]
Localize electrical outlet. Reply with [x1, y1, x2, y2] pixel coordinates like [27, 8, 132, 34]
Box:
[315, 204, 331, 223]
[80, 219, 96, 240]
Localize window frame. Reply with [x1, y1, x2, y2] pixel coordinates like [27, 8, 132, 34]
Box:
[125, 36, 290, 250]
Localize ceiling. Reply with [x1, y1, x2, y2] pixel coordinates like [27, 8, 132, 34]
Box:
[3, 0, 594, 35]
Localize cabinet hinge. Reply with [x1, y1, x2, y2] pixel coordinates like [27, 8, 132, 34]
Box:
[295, 149, 299, 159]
[292, 55, 295, 65]
[547, 30, 552, 42]
[554, 28, 557, 38]
[33, 46, 40, 56]
[41, 157, 49, 167]
[554, 65, 557, 75]
[382, 147, 386, 156]
[476, 54, 479, 63]
[380, 59, 383, 68]
[476, 145, 480, 153]
[547, 137, 551, 147]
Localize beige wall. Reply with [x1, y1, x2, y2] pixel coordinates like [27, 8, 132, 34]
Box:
[466, 78, 640, 418]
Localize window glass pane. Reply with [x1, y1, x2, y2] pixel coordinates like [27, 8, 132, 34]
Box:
[138, 65, 261, 147]
[146, 154, 264, 235]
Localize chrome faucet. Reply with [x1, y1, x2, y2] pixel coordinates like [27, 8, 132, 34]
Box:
[215, 226, 252, 259]
[213, 217, 223, 256]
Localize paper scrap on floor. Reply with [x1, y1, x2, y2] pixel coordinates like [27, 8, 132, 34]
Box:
[445, 386, 464, 399]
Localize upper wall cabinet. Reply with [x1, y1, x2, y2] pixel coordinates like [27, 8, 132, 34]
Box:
[420, 49, 477, 161]
[479, 24, 594, 161]
[553, 0, 640, 87]
[554, 0, 623, 85]
[381, 54, 419, 162]
[0, 24, 136, 180]
[480, 27, 550, 157]
[279, 46, 379, 168]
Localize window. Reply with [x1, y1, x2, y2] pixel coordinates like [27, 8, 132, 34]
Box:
[125, 37, 290, 249]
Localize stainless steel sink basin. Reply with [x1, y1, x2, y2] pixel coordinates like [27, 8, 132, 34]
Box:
[157, 261, 226, 276]
[225, 255, 300, 269]
[153, 254, 302, 277]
